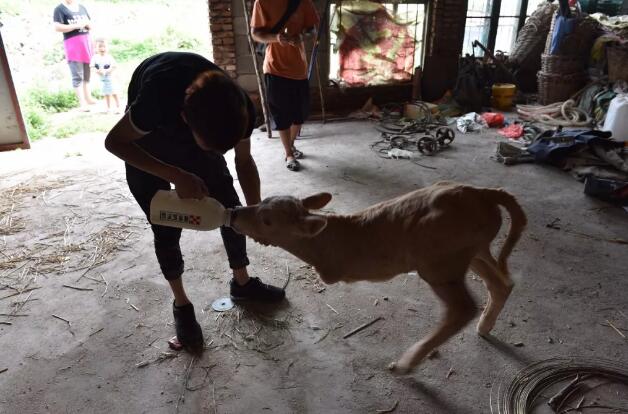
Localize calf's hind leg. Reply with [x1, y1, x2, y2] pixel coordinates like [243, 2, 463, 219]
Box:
[389, 277, 477, 375]
[470, 253, 513, 336]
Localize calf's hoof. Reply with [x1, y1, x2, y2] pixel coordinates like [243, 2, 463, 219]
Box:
[476, 319, 494, 336]
[388, 361, 412, 375]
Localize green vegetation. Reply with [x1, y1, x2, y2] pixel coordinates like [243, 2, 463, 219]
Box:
[42, 47, 66, 66]
[110, 38, 160, 62]
[27, 88, 78, 113]
[52, 111, 117, 139]
[21, 24, 201, 141]
[24, 107, 50, 141]
[5, 0, 209, 142]
[53, 124, 82, 139]
[22, 88, 110, 140]
[110, 26, 202, 63]
[0, 0, 20, 16]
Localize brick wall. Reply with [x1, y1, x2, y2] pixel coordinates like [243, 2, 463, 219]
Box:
[209, 0, 237, 78]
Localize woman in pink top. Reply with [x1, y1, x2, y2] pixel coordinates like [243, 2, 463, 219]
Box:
[53, 0, 95, 111]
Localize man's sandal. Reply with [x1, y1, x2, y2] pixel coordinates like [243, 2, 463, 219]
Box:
[286, 158, 300, 171]
[292, 147, 304, 159]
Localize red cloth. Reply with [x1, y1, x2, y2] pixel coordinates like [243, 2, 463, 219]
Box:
[481, 112, 505, 127]
[498, 124, 524, 139]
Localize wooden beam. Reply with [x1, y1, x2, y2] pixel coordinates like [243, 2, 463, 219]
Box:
[240, 0, 272, 138]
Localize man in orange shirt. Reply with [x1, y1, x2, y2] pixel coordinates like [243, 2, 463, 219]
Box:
[251, 0, 320, 172]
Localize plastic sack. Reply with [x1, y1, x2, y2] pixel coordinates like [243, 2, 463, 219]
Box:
[387, 148, 415, 159]
[498, 124, 525, 139]
[481, 112, 505, 127]
[456, 112, 488, 133]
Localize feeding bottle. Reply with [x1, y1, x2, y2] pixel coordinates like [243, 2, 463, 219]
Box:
[150, 190, 230, 231]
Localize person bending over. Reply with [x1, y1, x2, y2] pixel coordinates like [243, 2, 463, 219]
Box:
[105, 52, 285, 352]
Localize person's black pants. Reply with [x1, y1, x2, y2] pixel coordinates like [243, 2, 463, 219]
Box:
[125, 129, 249, 280]
[265, 74, 310, 131]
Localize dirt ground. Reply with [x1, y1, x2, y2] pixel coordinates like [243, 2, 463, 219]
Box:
[1, 122, 627, 413]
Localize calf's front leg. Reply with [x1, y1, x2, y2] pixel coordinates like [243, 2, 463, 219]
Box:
[389, 280, 477, 375]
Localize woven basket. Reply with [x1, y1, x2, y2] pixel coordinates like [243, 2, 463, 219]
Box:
[510, 2, 558, 67]
[541, 54, 585, 74]
[538, 71, 588, 104]
[608, 46, 628, 82]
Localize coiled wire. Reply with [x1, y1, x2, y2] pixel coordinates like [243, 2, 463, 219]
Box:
[491, 357, 628, 414]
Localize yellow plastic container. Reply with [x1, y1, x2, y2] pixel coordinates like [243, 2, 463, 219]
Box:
[492, 83, 516, 110]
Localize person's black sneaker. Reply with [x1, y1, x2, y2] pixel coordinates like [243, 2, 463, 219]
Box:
[230, 277, 286, 303]
[172, 301, 204, 353]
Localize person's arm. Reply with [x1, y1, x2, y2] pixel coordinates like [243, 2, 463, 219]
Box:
[251, 28, 293, 45]
[104, 112, 208, 199]
[54, 21, 83, 33]
[234, 138, 261, 205]
[250, 0, 296, 46]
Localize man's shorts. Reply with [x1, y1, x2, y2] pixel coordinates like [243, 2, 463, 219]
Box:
[265, 74, 310, 131]
[68, 61, 91, 88]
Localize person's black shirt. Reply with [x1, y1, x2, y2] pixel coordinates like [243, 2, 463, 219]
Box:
[127, 52, 256, 142]
[53, 3, 90, 40]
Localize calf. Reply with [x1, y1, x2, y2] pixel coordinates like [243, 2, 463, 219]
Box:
[231, 181, 527, 374]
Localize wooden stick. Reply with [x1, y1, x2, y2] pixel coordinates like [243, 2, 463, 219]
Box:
[343, 316, 383, 339]
[175, 355, 197, 413]
[62, 284, 93, 291]
[606, 319, 626, 339]
[315, 56, 326, 123]
[282, 261, 291, 290]
[0, 287, 40, 301]
[52, 314, 71, 325]
[241, 0, 272, 138]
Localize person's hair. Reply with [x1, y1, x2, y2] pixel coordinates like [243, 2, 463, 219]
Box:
[183, 70, 249, 153]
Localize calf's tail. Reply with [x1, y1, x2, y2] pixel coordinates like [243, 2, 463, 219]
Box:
[482, 189, 527, 277]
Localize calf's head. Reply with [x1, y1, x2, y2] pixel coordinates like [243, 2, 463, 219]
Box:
[232, 193, 333, 247]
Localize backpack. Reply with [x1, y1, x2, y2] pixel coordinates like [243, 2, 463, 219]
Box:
[255, 0, 302, 57]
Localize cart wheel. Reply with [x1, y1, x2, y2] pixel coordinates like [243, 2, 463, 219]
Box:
[418, 137, 437, 155]
[390, 135, 406, 149]
[436, 127, 455, 146]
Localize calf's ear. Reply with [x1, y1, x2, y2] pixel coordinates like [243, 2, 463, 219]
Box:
[302, 193, 332, 210]
[297, 216, 327, 237]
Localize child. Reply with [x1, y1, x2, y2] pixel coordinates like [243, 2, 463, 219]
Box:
[91, 38, 120, 113]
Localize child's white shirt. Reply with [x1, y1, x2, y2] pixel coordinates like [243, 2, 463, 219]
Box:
[90, 53, 116, 71]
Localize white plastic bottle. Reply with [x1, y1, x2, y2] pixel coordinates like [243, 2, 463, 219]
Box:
[603, 94, 628, 142]
[150, 190, 230, 231]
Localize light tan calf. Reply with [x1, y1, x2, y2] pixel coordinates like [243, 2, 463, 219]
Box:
[232, 181, 527, 374]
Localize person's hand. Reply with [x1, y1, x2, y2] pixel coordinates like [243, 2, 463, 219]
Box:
[173, 170, 209, 200]
[287, 33, 302, 45]
[276, 32, 291, 46]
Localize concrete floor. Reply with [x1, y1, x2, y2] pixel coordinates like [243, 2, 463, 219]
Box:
[0, 121, 627, 414]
